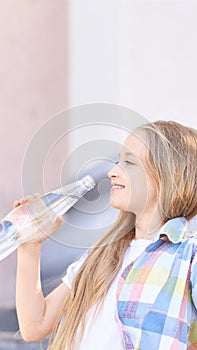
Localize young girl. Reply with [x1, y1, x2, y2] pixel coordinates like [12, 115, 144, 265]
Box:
[15, 120, 197, 350]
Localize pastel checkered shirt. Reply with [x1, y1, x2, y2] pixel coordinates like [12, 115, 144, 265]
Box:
[117, 217, 197, 349]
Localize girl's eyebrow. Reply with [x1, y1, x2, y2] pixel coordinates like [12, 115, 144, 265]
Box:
[119, 151, 137, 158]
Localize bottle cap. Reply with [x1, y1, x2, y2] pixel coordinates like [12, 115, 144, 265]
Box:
[81, 175, 96, 190]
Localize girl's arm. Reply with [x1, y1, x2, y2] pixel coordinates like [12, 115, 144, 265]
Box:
[14, 196, 69, 342]
[16, 241, 69, 342]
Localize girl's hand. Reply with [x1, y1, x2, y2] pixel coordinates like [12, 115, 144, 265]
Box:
[12, 194, 63, 245]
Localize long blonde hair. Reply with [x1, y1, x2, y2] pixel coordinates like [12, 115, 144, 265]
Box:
[49, 121, 197, 350]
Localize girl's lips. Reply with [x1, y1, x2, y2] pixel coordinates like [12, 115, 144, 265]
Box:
[111, 183, 125, 190]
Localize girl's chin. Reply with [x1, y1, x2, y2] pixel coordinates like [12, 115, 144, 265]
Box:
[110, 199, 126, 211]
[110, 197, 133, 212]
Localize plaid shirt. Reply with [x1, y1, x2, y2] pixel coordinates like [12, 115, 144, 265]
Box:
[116, 217, 197, 350]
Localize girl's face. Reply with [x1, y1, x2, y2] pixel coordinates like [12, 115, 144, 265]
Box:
[108, 131, 158, 217]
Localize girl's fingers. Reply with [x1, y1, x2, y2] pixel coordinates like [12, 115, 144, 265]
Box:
[34, 193, 41, 200]
[13, 198, 26, 208]
[19, 198, 26, 204]
[56, 216, 63, 224]
[48, 216, 63, 236]
[26, 195, 33, 203]
[13, 201, 20, 208]
[53, 216, 63, 231]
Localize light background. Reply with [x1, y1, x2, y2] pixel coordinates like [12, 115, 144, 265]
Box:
[0, 0, 196, 308]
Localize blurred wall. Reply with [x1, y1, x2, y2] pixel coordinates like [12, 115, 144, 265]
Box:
[0, 0, 68, 308]
[118, 0, 197, 128]
[69, 0, 197, 129]
[0, 0, 197, 309]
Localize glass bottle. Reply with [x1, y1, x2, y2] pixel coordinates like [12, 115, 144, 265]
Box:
[0, 175, 96, 261]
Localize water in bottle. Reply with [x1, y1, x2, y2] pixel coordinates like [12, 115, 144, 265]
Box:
[0, 175, 96, 261]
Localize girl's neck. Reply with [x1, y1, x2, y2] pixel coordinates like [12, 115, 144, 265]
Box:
[135, 210, 163, 240]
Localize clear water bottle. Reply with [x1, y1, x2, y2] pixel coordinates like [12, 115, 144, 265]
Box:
[0, 175, 96, 261]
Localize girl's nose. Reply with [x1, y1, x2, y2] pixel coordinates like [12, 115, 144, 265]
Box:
[108, 162, 120, 179]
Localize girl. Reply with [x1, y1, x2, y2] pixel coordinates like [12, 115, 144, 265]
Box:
[15, 120, 197, 350]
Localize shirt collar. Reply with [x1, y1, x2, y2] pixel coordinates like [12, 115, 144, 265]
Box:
[152, 217, 191, 244]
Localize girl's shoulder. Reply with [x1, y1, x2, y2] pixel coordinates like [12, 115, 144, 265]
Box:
[181, 231, 197, 254]
[183, 230, 197, 240]
[62, 249, 91, 288]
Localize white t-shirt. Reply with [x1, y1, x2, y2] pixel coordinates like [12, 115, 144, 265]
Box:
[62, 239, 151, 350]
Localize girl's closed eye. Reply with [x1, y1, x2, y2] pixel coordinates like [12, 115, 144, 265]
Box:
[124, 160, 135, 166]
[115, 160, 135, 166]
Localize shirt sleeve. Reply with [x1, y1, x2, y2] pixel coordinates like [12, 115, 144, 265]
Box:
[188, 216, 197, 231]
[62, 249, 90, 289]
[190, 238, 197, 309]
[187, 238, 197, 347]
